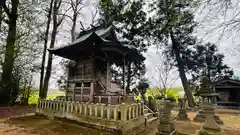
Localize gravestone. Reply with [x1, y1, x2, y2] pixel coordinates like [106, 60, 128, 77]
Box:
[156, 101, 177, 135]
[193, 75, 224, 125]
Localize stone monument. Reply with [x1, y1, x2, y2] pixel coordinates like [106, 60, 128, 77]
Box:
[177, 98, 190, 121]
[194, 114, 223, 135]
[156, 100, 177, 135]
[193, 75, 224, 125]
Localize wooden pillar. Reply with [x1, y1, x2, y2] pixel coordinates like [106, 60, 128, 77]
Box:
[95, 103, 99, 117]
[65, 66, 70, 101]
[122, 56, 126, 95]
[106, 60, 110, 88]
[108, 96, 111, 104]
[89, 81, 94, 102]
[81, 81, 84, 101]
[72, 83, 76, 101]
[99, 96, 102, 103]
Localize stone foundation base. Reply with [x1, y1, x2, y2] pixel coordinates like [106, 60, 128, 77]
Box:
[156, 130, 177, 135]
[196, 129, 223, 135]
[177, 109, 190, 121]
[193, 114, 224, 125]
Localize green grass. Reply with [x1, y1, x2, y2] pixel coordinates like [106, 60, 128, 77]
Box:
[145, 87, 184, 102]
[28, 90, 64, 104]
[146, 87, 183, 97]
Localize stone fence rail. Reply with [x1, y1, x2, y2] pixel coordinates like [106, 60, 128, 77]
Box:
[36, 99, 144, 123]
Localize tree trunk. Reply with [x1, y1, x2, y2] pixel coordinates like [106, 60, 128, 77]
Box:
[42, 0, 62, 98]
[0, 0, 19, 105]
[0, 7, 2, 31]
[71, 11, 77, 42]
[26, 76, 32, 104]
[39, 0, 54, 99]
[126, 62, 131, 94]
[170, 33, 195, 107]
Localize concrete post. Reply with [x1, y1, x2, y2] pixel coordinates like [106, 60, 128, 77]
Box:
[107, 104, 111, 120]
[59, 100, 63, 112]
[120, 103, 127, 121]
[84, 102, 89, 116]
[100, 104, 105, 118]
[56, 100, 60, 111]
[113, 107, 118, 121]
[89, 103, 94, 116]
[136, 104, 139, 117]
[132, 104, 136, 119]
[79, 102, 83, 115]
[75, 101, 79, 113]
[128, 105, 131, 120]
[71, 101, 75, 113]
[66, 101, 71, 113]
[94, 103, 98, 117]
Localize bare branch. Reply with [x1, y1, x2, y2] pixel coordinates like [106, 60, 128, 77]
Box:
[0, 0, 11, 17]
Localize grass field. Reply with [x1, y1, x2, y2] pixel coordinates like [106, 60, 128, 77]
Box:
[145, 87, 184, 99]
[27, 87, 184, 104]
[28, 90, 64, 104]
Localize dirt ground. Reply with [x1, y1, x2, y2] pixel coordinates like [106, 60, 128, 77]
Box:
[1, 105, 240, 135]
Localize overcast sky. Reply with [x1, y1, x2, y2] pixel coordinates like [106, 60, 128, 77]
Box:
[32, 0, 240, 90]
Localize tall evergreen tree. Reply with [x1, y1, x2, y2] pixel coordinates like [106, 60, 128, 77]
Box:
[99, 0, 148, 93]
[149, 0, 197, 107]
[185, 43, 233, 84]
[0, 0, 20, 104]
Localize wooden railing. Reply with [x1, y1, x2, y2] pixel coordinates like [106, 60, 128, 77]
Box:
[36, 99, 144, 122]
[93, 95, 124, 104]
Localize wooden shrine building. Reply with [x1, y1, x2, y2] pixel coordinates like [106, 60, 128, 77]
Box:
[214, 76, 240, 108]
[48, 25, 145, 104]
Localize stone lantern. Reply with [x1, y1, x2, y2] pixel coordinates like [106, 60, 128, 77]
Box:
[156, 100, 177, 135]
[193, 75, 223, 125]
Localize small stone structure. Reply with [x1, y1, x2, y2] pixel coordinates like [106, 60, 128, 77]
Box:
[194, 75, 224, 125]
[195, 114, 223, 135]
[177, 108, 189, 121]
[177, 98, 189, 121]
[156, 101, 177, 135]
[194, 97, 224, 125]
[36, 99, 145, 135]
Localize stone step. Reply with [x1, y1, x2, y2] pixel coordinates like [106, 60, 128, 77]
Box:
[144, 113, 153, 119]
[144, 109, 148, 114]
[147, 116, 157, 123]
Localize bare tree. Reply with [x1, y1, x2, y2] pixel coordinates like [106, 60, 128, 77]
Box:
[69, 0, 85, 42]
[150, 51, 179, 98]
[39, 0, 55, 98]
[42, 0, 66, 98]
